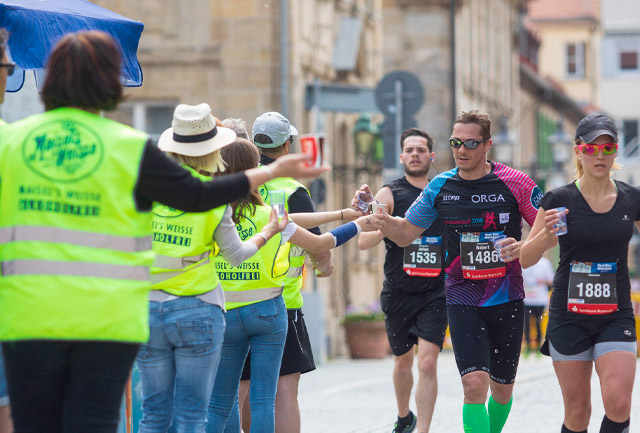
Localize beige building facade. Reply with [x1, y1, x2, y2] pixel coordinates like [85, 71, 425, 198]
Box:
[528, 0, 601, 108]
[93, 0, 385, 357]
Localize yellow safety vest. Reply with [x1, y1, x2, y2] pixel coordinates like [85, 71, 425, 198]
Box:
[0, 107, 153, 342]
[214, 205, 290, 310]
[151, 166, 226, 296]
[259, 174, 309, 309]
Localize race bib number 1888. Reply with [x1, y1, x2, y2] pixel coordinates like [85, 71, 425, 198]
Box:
[567, 261, 618, 315]
[459, 232, 505, 280]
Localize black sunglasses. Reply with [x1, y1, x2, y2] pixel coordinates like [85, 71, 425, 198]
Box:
[449, 137, 487, 149]
[0, 63, 15, 76]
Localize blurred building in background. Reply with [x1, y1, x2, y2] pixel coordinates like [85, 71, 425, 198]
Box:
[4, 0, 621, 356]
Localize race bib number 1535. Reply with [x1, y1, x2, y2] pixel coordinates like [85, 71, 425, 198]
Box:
[403, 236, 442, 277]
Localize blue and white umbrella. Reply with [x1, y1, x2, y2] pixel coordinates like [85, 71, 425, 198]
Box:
[0, 0, 144, 92]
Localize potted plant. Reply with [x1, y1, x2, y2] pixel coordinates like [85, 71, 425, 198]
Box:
[342, 302, 391, 359]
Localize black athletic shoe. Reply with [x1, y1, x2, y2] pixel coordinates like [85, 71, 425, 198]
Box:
[392, 411, 417, 433]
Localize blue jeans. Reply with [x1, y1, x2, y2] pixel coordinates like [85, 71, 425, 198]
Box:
[137, 297, 225, 433]
[207, 296, 287, 433]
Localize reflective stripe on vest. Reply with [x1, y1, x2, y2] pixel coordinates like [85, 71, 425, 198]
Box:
[286, 265, 303, 278]
[150, 257, 210, 284]
[0, 226, 151, 252]
[153, 251, 210, 270]
[2, 259, 150, 281]
[224, 286, 283, 303]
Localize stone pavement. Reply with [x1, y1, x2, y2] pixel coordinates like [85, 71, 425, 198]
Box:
[298, 350, 640, 433]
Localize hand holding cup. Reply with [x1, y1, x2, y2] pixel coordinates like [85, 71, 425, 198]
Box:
[544, 207, 569, 236]
[355, 213, 385, 232]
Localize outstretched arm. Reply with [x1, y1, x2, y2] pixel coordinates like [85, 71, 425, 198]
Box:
[244, 154, 329, 190]
[289, 208, 361, 229]
[288, 214, 385, 253]
[380, 215, 425, 247]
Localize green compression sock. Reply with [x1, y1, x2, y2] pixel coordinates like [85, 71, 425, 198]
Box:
[488, 396, 513, 433]
[463, 403, 490, 433]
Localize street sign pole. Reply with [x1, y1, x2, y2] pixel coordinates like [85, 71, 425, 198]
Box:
[375, 71, 424, 183]
[394, 79, 403, 175]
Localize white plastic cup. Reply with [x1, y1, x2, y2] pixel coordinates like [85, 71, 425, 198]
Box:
[371, 203, 386, 215]
[269, 190, 286, 218]
[357, 191, 374, 213]
[553, 207, 568, 236]
[492, 234, 508, 262]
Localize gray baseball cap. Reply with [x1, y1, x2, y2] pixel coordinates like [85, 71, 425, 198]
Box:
[252, 112, 299, 148]
[575, 113, 618, 143]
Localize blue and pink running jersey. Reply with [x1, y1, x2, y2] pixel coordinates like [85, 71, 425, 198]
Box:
[406, 162, 542, 307]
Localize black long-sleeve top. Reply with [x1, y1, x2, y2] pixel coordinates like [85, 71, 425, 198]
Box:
[135, 140, 250, 212]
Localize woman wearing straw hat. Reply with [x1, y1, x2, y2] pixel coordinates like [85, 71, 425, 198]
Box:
[136, 103, 290, 433]
[0, 31, 325, 433]
[206, 138, 384, 433]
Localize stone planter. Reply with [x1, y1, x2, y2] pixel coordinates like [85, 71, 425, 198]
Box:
[343, 320, 391, 359]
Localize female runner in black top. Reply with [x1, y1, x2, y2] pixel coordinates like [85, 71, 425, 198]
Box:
[521, 114, 639, 433]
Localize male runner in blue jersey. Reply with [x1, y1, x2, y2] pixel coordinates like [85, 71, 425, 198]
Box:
[379, 111, 542, 433]
[358, 128, 446, 433]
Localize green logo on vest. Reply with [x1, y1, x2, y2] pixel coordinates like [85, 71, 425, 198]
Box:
[153, 204, 186, 218]
[237, 216, 257, 241]
[259, 186, 269, 204]
[23, 120, 104, 183]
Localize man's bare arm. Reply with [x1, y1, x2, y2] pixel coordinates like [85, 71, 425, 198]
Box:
[380, 215, 425, 247]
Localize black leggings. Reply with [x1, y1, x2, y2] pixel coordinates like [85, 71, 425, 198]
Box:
[524, 305, 545, 349]
[2, 341, 139, 433]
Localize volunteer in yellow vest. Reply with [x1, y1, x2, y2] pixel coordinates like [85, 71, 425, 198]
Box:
[207, 138, 385, 433]
[227, 111, 331, 433]
[0, 31, 327, 433]
[0, 28, 13, 433]
[136, 104, 286, 433]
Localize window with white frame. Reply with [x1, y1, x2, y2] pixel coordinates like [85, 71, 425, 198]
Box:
[566, 42, 585, 78]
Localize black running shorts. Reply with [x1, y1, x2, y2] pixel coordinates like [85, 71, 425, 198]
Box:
[447, 300, 524, 384]
[380, 286, 447, 356]
[541, 313, 636, 357]
[240, 308, 316, 380]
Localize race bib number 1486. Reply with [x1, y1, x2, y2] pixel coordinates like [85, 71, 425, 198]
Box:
[459, 232, 505, 280]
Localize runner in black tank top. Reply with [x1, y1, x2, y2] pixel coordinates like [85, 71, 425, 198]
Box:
[521, 113, 637, 433]
[357, 128, 446, 433]
[383, 177, 445, 296]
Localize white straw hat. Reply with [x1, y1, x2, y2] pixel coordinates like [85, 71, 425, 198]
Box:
[158, 103, 236, 156]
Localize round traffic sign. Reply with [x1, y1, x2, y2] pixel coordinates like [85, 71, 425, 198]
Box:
[374, 71, 424, 117]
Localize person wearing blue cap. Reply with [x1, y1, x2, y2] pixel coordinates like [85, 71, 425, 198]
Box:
[522, 113, 639, 433]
